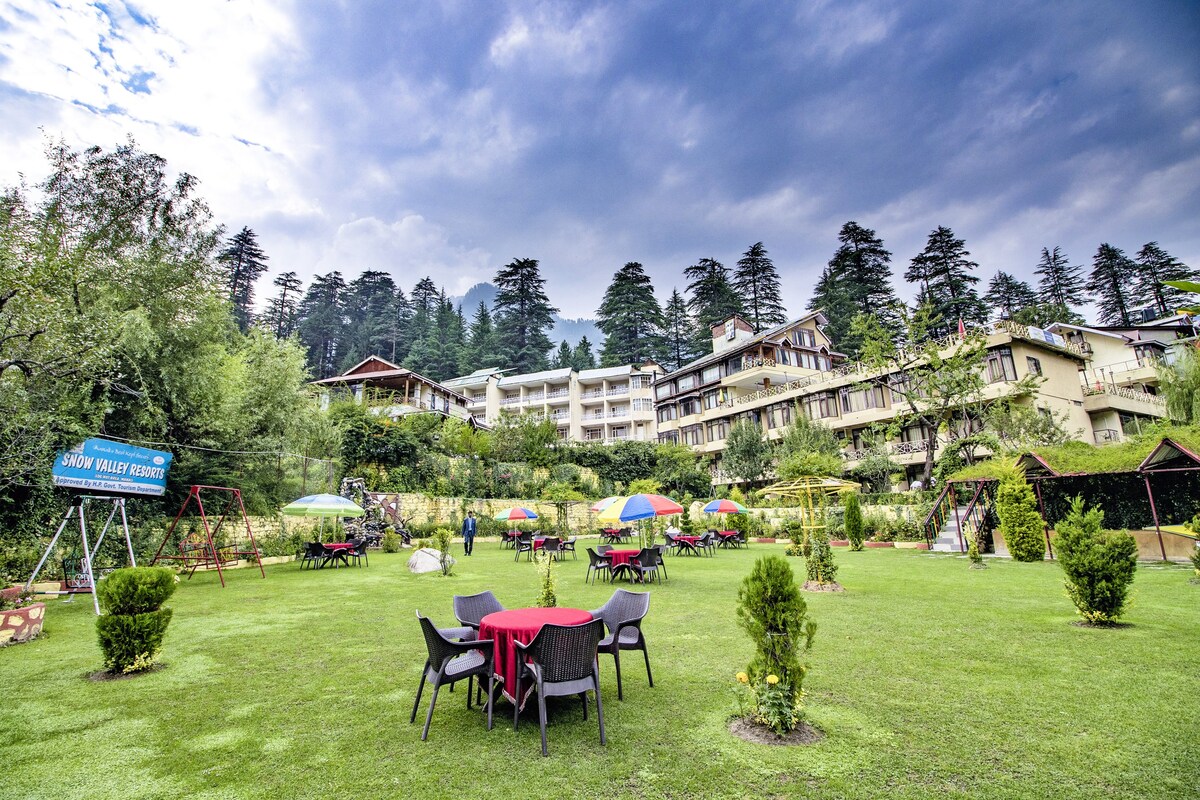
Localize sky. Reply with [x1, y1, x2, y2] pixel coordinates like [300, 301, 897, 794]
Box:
[1, 0, 1197, 320]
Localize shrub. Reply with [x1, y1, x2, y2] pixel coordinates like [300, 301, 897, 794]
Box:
[533, 551, 557, 608]
[432, 528, 454, 576]
[783, 520, 805, 557]
[996, 475, 1046, 562]
[95, 566, 176, 673]
[382, 531, 401, 553]
[844, 493, 864, 551]
[735, 555, 816, 735]
[1055, 497, 1138, 624]
[804, 524, 838, 585]
[1190, 542, 1200, 578]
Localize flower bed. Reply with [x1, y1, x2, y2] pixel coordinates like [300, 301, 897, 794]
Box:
[1, 602, 45, 645]
[865, 541, 894, 548]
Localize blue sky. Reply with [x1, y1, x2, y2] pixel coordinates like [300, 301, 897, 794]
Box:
[1, 1, 1197, 319]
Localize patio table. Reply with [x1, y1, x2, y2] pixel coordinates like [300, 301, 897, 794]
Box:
[478, 607, 593, 709]
[717, 530, 741, 548]
[320, 542, 354, 568]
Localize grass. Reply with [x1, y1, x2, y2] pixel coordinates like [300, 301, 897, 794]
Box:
[3, 543, 1197, 800]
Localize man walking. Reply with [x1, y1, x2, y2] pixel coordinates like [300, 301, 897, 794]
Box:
[461, 510, 477, 556]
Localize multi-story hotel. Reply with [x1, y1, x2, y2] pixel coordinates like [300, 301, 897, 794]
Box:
[652, 312, 1187, 485]
[312, 356, 477, 423]
[444, 362, 664, 443]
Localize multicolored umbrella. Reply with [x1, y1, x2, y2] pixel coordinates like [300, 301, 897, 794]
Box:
[702, 498, 749, 514]
[494, 507, 539, 521]
[590, 496, 621, 513]
[595, 493, 684, 523]
[281, 494, 365, 517]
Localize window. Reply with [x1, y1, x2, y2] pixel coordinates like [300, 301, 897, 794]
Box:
[658, 431, 679, 445]
[682, 426, 704, 446]
[766, 402, 792, 429]
[792, 328, 816, 347]
[985, 347, 1017, 383]
[657, 405, 677, 423]
[706, 418, 731, 442]
[804, 391, 838, 419]
[629, 375, 647, 389]
[677, 374, 696, 392]
[1026, 356, 1042, 377]
[654, 382, 671, 399]
[632, 398, 650, 412]
[703, 390, 723, 410]
[679, 397, 701, 416]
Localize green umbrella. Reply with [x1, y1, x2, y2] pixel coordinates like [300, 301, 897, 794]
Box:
[281, 494, 364, 542]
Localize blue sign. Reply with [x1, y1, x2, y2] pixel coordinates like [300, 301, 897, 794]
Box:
[52, 438, 173, 496]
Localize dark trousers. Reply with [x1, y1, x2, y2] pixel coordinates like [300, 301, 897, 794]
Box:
[463, 533, 475, 554]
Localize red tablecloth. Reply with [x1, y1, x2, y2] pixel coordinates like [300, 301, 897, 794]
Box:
[717, 530, 739, 538]
[676, 535, 701, 545]
[478, 607, 593, 708]
[607, 548, 640, 567]
[323, 542, 355, 551]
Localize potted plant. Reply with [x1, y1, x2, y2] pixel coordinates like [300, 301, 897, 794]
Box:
[0, 586, 46, 646]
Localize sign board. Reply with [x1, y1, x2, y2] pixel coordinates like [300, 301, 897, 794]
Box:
[1027, 326, 1067, 349]
[52, 438, 172, 496]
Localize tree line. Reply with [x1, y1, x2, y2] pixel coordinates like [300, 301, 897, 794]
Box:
[236, 221, 1196, 384]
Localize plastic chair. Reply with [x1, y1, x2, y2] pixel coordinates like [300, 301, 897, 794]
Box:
[590, 589, 653, 701]
[410, 612, 497, 740]
[513, 619, 606, 756]
[452, 591, 505, 641]
[585, 547, 612, 584]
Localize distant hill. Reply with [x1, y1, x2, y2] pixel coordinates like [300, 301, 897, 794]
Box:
[450, 282, 602, 349]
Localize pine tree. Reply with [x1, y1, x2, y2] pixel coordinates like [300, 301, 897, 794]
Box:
[262, 271, 302, 338]
[460, 301, 502, 373]
[402, 278, 439, 376]
[684, 257, 743, 355]
[390, 287, 413, 363]
[661, 288, 698, 370]
[732, 242, 787, 332]
[1034, 246, 1086, 311]
[552, 340, 573, 369]
[1135, 241, 1198, 318]
[904, 226, 987, 338]
[340, 270, 399, 369]
[492, 257, 558, 374]
[218, 226, 269, 332]
[1088, 244, 1138, 326]
[984, 271, 1039, 320]
[596, 261, 664, 366]
[571, 336, 597, 371]
[809, 221, 903, 355]
[296, 271, 346, 378]
[427, 293, 464, 381]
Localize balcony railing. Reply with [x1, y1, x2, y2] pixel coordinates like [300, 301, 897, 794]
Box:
[605, 386, 629, 396]
[546, 389, 569, 399]
[500, 396, 521, 406]
[890, 440, 931, 456]
[1083, 385, 1166, 406]
[580, 390, 604, 400]
[1094, 428, 1121, 444]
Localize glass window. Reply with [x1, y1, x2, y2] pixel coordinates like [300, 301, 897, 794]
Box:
[986, 347, 1017, 383]
[792, 328, 816, 347]
[657, 405, 677, 423]
[1026, 356, 1042, 376]
[677, 374, 696, 392]
[706, 418, 730, 442]
[654, 382, 671, 399]
[682, 426, 704, 446]
[701, 365, 721, 383]
[680, 397, 701, 416]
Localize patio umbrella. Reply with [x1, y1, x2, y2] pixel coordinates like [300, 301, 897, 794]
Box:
[702, 499, 748, 514]
[590, 496, 621, 513]
[494, 507, 538, 521]
[595, 493, 684, 524]
[281, 493, 364, 542]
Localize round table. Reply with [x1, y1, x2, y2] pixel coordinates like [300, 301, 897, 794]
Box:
[478, 607, 593, 708]
[606, 548, 640, 568]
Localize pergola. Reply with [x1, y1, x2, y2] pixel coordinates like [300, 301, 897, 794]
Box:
[760, 476, 861, 539]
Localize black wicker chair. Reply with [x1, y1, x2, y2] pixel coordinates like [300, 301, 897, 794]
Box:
[410, 612, 497, 740]
[561, 536, 578, 560]
[541, 536, 562, 561]
[625, 548, 659, 584]
[513, 619, 606, 756]
[299, 541, 324, 570]
[597, 544, 613, 555]
[652, 544, 669, 581]
[347, 538, 369, 567]
[451, 591, 505, 641]
[585, 547, 612, 584]
[590, 589, 652, 701]
[513, 532, 534, 562]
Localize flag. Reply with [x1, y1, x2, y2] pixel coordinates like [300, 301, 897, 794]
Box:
[957, 318, 966, 340]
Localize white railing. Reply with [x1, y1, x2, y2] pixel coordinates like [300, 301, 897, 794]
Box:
[1083, 385, 1166, 406]
[580, 390, 604, 400]
[546, 389, 569, 399]
[500, 396, 521, 406]
[606, 386, 629, 396]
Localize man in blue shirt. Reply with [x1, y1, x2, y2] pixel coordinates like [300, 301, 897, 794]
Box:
[461, 510, 477, 556]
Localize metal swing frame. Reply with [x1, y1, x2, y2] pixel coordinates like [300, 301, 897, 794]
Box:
[25, 495, 137, 615]
[150, 485, 265, 588]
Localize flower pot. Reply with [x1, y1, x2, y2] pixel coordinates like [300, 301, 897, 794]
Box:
[865, 541, 894, 548]
[0, 602, 45, 645]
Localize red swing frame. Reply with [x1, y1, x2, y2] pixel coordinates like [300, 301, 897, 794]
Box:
[150, 485, 265, 587]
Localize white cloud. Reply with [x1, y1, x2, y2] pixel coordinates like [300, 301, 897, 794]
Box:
[489, 4, 613, 74]
[316, 214, 494, 296]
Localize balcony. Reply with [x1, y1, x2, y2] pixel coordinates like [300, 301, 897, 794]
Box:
[546, 389, 570, 402]
[500, 396, 522, 406]
[605, 386, 629, 397]
[608, 410, 630, 419]
[580, 390, 605, 402]
[1083, 385, 1167, 417]
[721, 356, 820, 391]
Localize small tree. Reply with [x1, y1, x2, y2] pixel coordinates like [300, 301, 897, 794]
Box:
[95, 567, 177, 674]
[843, 493, 865, 551]
[433, 527, 454, 576]
[995, 475, 1045, 562]
[805, 524, 839, 586]
[533, 551, 557, 608]
[735, 556, 816, 735]
[722, 419, 773, 486]
[1055, 497, 1138, 625]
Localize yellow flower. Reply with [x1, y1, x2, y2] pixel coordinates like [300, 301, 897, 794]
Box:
[765, 674, 779, 685]
[735, 672, 749, 683]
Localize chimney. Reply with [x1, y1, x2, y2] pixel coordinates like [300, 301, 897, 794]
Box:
[711, 315, 755, 354]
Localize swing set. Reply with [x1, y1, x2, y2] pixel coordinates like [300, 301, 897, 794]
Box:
[150, 485, 265, 587]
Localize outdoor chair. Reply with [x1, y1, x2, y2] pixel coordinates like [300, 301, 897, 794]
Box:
[411, 612, 497, 741]
[597, 544, 613, 555]
[652, 544, 669, 581]
[514, 533, 534, 562]
[626, 548, 660, 584]
[513, 619, 606, 757]
[697, 533, 717, 556]
[561, 536, 578, 560]
[452, 591, 505, 641]
[585, 547, 612, 585]
[617, 527, 633, 542]
[541, 536, 562, 561]
[661, 532, 679, 554]
[299, 541, 324, 570]
[347, 538, 369, 567]
[590, 589, 653, 701]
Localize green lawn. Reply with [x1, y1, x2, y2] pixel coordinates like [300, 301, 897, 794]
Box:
[4, 544, 1197, 800]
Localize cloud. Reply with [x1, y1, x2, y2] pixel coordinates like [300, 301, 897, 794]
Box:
[489, 4, 613, 74]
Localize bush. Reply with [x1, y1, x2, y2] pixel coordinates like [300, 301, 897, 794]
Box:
[735, 555, 816, 735]
[996, 475, 1046, 562]
[1055, 497, 1138, 624]
[844, 493, 864, 551]
[534, 551, 557, 608]
[783, 520, 805, 557]
[382, 531, 401, 553]
[804, 524, 838, 585]
[95, 566, 176, 673]
[432, 528, 454, 576]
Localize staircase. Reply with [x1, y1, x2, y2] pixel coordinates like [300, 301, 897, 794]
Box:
[931, 508, 970, 552]
[923, 481, 995, 553]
